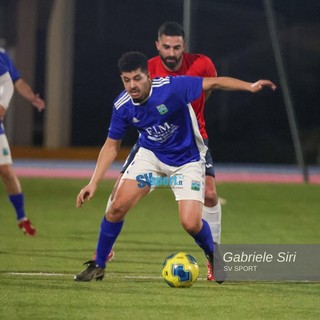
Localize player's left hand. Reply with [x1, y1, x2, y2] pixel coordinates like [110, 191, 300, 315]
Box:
[250, 80, 277, 92]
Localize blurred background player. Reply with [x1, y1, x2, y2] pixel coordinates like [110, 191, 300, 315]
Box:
[106, 22, 222, 281]
[0, 47, 45, 236]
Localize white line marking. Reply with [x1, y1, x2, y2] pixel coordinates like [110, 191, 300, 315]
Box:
[6, 272, 207, 281]
[8, 272, 67, 277]
[5, 273, 317, 283]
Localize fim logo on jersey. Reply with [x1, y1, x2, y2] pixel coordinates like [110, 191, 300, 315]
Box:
[156, 104, 168, 115]
[136, 173, 184, 189]
[191, 180, 201, 191]
[145, 122, 179, 142]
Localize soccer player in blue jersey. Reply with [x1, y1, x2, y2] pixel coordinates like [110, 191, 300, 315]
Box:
[103, 22, 222, 278]
[74, 51, 276, 282]
[0, 48, 45, 236]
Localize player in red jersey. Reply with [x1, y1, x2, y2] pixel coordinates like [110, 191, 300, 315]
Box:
[101, 22, 222, 281]
[148, 22, 221, 281]
[148, 44, 216, 146]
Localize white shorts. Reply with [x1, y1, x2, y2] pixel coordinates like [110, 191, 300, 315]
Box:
[122, 147, 205, 203]
[0, 133, 12, 165]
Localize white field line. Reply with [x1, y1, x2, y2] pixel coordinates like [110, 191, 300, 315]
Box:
[4, 272, 317, 283]
[5, 272, 177, 280]
[8, 272, 69, 277]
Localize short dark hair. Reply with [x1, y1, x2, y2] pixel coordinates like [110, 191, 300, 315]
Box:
[157, 21, 185, 39]
[118, 51, 148, 74]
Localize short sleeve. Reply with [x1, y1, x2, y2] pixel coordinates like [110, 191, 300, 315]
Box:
[170, 76, 203, 104]
[0, 50, 21, 82]
[108, 107, 129, 140]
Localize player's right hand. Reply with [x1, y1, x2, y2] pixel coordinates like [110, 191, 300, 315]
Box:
[76, 183, 97, 208]
[32, 93, 45, 111]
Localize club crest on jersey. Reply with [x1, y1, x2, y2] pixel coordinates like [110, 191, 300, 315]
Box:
[156, 104, 168, 115]
[191, 180, 201, 191]
[2, 148, 9, 156]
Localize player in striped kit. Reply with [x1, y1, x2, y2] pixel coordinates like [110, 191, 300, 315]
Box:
[74, 51, 276, 282]
[106, 22, 222, 280]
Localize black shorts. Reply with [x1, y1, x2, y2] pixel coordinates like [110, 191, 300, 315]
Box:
[203, 139, 215, 177]
[120, 139, 215, 177]
[120, 142, 140, 173]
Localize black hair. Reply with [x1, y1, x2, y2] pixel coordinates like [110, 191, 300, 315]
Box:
[118, 51, 148, 74]
[157, 21, 185, 39]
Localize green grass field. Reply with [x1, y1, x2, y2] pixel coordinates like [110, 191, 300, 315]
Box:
[0, 178, 320, 320]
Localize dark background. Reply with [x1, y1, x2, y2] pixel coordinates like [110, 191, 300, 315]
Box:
[1, 0, 320, 164]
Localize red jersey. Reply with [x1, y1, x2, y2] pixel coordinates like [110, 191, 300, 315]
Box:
[148, 53, 217, 139]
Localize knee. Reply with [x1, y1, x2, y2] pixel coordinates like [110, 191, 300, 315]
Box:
[106, 199, 128, 222]
[204, 187, 218, 207]
[180, 219, 201, 235]
[0, 165, 14, 181]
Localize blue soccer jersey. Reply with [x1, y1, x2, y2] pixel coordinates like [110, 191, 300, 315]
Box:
[0, 48, 21, 81]
[108, 76, 207, 166]
[0, 55, 9, 76]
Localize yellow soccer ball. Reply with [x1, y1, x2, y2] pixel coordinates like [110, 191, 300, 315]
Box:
[162, 252, 199, 288]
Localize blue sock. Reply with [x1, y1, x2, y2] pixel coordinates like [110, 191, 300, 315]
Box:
[9, 193, 26, 221]
[193, 219, 214, 256]
[95, 217, 124, 269]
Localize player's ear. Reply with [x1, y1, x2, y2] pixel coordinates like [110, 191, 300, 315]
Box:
[155, 40, 160, 50]
[183, 41, 187, 51]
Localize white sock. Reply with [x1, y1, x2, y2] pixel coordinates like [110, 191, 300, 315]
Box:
[202, 202, 222, 244]
[105, 195, 112, 212]
[105, 195, 116, 252]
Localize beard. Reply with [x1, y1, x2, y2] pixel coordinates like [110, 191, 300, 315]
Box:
[160, 54, 182, 70]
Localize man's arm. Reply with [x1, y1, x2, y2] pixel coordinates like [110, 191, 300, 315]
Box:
[14, 78, 45, 111]
[76, 137, 122, 207]
[202, 77, 277, 93]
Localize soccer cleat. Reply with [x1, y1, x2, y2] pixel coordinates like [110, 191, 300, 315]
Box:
[206, 248, 226, 284]
[92, 249, 115, 263]
[74, 260, 105, 282]
[18, 218, 37, 236]
[206, 261, 215, 281]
